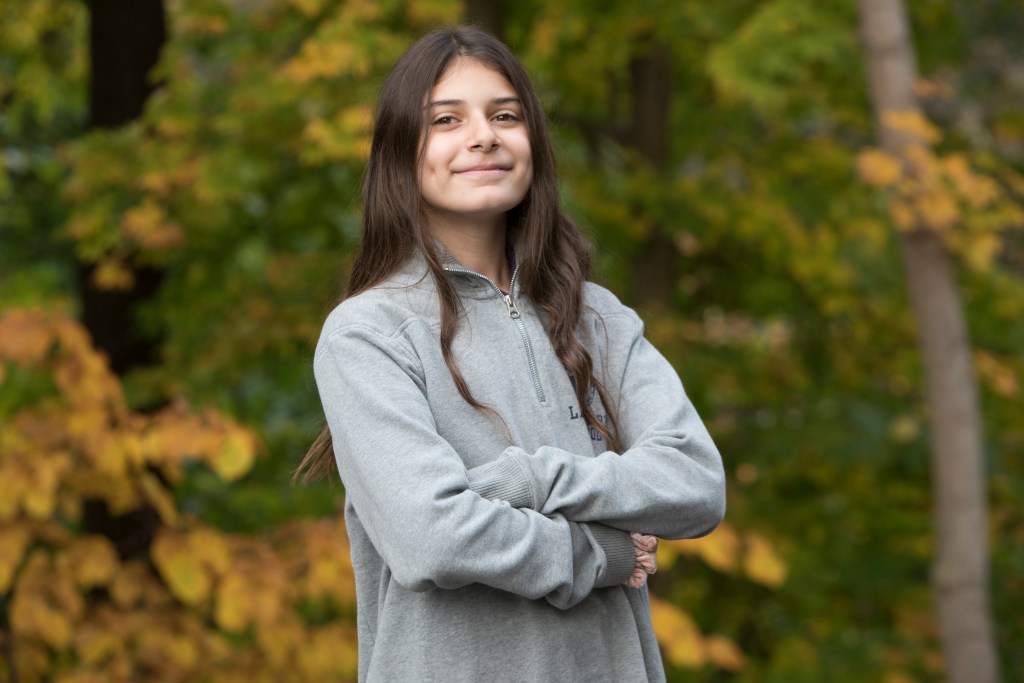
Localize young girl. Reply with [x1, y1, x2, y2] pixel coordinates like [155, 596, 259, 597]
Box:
[297, 26, 725, 682]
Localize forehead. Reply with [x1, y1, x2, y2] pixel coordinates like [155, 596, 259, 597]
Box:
[430, 57, 518, 100]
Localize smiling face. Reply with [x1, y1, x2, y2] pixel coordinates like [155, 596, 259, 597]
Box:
[418, 58, 534, 234]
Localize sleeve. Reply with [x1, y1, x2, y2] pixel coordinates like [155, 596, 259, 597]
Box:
[465, 311, 726, 540]
[314, 322, 636, 608]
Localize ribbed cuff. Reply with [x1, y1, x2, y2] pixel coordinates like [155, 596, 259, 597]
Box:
[465, 457, 534, 509]
[587, 524, 637, 587]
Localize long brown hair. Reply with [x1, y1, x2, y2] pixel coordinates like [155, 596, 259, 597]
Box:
[294, 26, 621, 484]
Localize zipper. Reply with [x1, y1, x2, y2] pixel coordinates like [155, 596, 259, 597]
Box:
[443, 263, 546, 403]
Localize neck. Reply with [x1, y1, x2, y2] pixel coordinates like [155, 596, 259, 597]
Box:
[429, 213, 511, 288]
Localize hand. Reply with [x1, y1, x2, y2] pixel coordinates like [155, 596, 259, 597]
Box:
[624, 531, 658, 588]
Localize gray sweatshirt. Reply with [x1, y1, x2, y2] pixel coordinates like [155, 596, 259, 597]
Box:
[313, 251, 725, 682]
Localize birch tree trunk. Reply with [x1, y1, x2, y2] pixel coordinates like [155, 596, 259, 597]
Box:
[857, 2, 1000, 681]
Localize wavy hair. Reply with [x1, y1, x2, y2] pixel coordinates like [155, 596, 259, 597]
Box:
[295, 26, 621, 483]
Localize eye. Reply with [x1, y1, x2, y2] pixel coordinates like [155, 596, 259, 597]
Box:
[432, 115, 457, 126]
[494, 112, 521, 123]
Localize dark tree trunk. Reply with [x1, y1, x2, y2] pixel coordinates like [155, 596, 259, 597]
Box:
[87, 0, 167, 128]
[627, 36, 676, 309]
[81, 0, 166, 376]
[464, 0, 505, 41]
[81, 0, 167, 558]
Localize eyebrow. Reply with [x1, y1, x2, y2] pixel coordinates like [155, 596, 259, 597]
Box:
[425, 96, 522, 109]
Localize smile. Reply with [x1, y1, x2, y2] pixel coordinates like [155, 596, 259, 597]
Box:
[455, 165, 511, 174]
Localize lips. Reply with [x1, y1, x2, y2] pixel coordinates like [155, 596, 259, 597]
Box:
[455, 164, 511, 173]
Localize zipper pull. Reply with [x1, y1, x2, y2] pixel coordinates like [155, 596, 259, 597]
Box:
[502, 293, 521, 319]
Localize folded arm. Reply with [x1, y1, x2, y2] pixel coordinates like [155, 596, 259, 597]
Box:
[314, 322, 636, 608]
[466, 311, 726, 540]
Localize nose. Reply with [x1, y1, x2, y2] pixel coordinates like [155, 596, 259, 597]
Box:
[466, 114, 500, 151]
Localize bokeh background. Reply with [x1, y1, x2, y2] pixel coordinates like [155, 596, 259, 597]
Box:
[1, 0, 1022, 681]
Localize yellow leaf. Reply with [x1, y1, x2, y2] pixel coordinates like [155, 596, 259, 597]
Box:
[23, 462, 60, 519]
[882, 110, 941, 145]
[704, 634, 747, 671]
[121, 199, 183, 250]
[961, 232, 1001, 272]
[67, 536, 120, 588]
[91, 259, 134, 291]
[744, 532, 788, 588]
[152, 532, 211, 606]
[889, 200, 916, 231]
[0, 464, 25, 520]
[189, 526, 232, 576]
[140, 471, 179, 524]
[298, 624, 359, 679]
[11, 580, 74, 650]
[856, 149, 902, 187]
[110, 560, 155, 608]
[285, 38, 357, 84]
[74, 623, 123, 666]
[649, 595, 705, 668]
[675, 522, 741, 573]
[211, 429, 256, 482]
[214, 572, 250, 632]
[888, 415, 920, 443]
[655, 540, 680, 571]
[257, 613, 304, 668]
[942, 154, 1000, 208]
[0, 523, 31, 592]
[915, 191, 959, 231]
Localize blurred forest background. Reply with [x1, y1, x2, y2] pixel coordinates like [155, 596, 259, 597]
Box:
[1, 0, 1022, 681]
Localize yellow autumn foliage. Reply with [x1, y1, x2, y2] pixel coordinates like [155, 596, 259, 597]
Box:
[744, 532, 789, 588]
[882, 110, 942, 145]
[704, 633, 748, 671]
[856, 148, 902, 188]
[0, 308, 365, 682]
[650, 595, 706, 668]
[858, 111, 1019, 272]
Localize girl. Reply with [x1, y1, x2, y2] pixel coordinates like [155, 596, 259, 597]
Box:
[297, 26, 725, 683]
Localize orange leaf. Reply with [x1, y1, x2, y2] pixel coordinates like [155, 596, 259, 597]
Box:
[0, 308, 54, 366]
[704, 633, 747, 671]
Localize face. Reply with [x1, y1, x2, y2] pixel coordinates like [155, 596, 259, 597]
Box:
[419, 58, 533, 230]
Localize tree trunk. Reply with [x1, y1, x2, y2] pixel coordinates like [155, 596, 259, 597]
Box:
[857, 2, 1000, 682]
[81, 0, 168, 559]
[627, 36, 676, 309]
[464, 0, 505, 41]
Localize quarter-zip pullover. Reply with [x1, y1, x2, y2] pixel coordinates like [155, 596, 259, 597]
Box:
[313, 250, 725, 682]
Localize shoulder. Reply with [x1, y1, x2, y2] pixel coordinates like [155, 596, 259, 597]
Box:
[581, 281, 643, 333]
[315, 271, 438, 361]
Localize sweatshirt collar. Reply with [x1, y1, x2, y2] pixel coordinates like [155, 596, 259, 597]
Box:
[435, 242, 519, 300]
